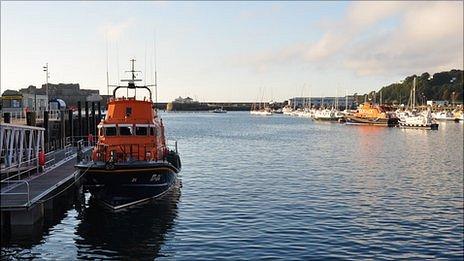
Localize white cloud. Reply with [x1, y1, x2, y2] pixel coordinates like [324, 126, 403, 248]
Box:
[344, 2, 463, 76]
[236, 1, 463, 77]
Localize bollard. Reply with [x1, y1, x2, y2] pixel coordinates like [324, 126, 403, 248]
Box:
[44, 111, 49, 147]
[97, 101, 102, 126]
[91, 102, 96, 135]
[77, 101, 82, 138]
[3, 112, 11, 123]
[68, 109, 74, 142]
[85, 101, 89, 136]
[60, 111, 65, 149]
[26, 111, 36, 126]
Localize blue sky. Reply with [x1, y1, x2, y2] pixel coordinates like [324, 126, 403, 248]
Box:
[1, 1, 462, 102]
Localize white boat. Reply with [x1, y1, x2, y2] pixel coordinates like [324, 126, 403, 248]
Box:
[399, 78, 438, 129]
[399, 109, 438, 129]
[212, 107, 227, 113]
[282, 106, 294, 115]
[272, 108, 283, 114]
[313, 108, 339, 121]
[250, 107, 272, 116]
[433, 111, 455, 121]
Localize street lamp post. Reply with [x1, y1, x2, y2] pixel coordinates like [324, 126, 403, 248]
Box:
[43, 63, 49, 111]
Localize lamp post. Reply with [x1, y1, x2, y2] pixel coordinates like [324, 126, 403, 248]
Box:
[43, 63, 50, 111]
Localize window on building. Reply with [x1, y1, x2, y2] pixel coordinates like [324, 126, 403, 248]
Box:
[12, 100, 21, 108]
[119, 126, 133, 135]
[105, 127, 117, 136]
[136, 127, 148, 136]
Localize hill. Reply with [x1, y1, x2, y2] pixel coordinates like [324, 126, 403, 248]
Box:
[356, 70, 463, 105]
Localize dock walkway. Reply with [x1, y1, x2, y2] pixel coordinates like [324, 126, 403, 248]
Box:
[1, 147, 92, 211]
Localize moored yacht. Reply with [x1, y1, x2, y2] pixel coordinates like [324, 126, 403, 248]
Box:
[212, 107, 227, 113]
[399, 109, 438, 130]
[398, 77, 438, 129]
[313, 108, 339, 121]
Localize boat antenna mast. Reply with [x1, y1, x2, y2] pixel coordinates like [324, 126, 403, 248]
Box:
[121, 59, 142, 97]
[106, 34, 110, 96]
[114, 59, 152, 100]
[146, 30, 158, 108]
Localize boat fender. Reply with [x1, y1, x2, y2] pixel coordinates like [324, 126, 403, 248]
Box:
[176, 154, 182, 170]
[38, 151, 45, 166]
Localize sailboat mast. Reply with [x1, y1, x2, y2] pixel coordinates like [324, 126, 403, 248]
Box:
[345, 90, 348, 110]
[412, 77, 416, 110]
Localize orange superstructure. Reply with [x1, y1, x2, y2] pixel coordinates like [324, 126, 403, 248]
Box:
[353, 102, 389, 119]
[92, 96, 167, 162]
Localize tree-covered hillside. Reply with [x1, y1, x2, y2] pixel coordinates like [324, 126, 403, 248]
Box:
[357, 70, 463, 105]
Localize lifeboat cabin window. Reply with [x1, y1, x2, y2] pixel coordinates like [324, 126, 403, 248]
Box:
[119, 126, 133, 136]
[105, 127, 117, 136]
[136, 127, 148, 136]
[126, 107, 132, 117]
[150, 127, 156, 136]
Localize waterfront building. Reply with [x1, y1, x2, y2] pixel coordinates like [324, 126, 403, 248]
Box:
[288, 96, 356, 109]
[1, 83, 112, 121]
[1, 88, 48, 118]
[173, 96, 198, 104]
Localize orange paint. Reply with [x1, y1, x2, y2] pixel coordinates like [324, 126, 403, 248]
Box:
[92, 97, 166, 162]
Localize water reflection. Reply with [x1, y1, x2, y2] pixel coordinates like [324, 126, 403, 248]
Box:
[75, 187, 180, 260]
[1, 187, 81, 259]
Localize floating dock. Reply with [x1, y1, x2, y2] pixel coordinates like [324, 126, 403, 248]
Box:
[1, 123, 92, 226]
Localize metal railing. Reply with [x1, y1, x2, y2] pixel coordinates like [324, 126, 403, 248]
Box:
[1, 158, 38, 182]
[167, 140, 178, 154]
[0, 180, 31, 207]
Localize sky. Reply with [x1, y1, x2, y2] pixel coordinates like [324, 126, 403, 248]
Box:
[1, 1, 463, 102]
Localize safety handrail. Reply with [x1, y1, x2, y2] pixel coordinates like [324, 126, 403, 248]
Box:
[1, 158, 38, 182]
[167, 139, 178, 154]
[0, 180, 31, 206]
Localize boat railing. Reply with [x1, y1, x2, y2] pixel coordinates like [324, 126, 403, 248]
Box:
[93, 143, 163, 163]
[167, 140, 178, 154]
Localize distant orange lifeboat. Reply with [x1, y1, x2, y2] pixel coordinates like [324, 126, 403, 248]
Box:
[345, 102, 398, 127]
[76, 59, 181, 209]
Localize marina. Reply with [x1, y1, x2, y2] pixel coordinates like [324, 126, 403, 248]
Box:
[1, 1, 463, 260]
[1, 112, 463, 259]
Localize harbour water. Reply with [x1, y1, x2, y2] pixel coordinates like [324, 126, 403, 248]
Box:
[2, 112, 463, 259]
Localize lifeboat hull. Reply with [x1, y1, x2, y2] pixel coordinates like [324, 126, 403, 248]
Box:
[345, 115, 398, 127]
[78, 161, 180, 209]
